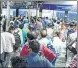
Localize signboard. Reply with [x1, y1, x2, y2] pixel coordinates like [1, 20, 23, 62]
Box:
[40, 4, 76, 11]
[2, 2, 77, 11]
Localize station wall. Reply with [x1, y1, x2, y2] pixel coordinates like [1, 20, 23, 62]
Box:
[2, 8, 77, 21]
[2, 9, 16, 16]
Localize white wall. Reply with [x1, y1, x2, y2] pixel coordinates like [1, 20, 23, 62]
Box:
[44, 1, 77, 5]
[19, 9, 39, 17]
[29, 9, 37, 17]
[2, 8, 16, 16]
[2, 9, 38, 17]
[2, 9, 7, 16]
[42, 10, 57, 19]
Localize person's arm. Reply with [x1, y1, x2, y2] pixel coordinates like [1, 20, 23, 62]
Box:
[67, 38, 77, 55]
[67, 38, 77, 46]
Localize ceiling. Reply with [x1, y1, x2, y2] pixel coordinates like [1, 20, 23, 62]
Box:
[1, 0, 77, 6]
[2, 0, 77, 3]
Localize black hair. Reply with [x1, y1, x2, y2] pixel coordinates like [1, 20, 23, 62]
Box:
[46, 17, 48, 19]
[11, 56, 27, 68]
[8, 26, 15, 33]
[27, 33, 35, 40]
[28, 25, 35, 31]
[55, 31, 60, 37]
[57, 21, 60, 24]
[31, 31, 38, 39]
[27, 17, 28, 19]
[13, 17, 15, 21]
[53, 19, 56, 23]
[29, 40, 40, 53]
[69, 22, 76, 27]
[19, 24, 23, 29]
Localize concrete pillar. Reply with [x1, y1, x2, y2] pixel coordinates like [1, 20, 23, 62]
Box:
[7, 1, 10, 29]
[0, 1, 1, 53]
[64, 10, 68, 23]
[36, 3, 39, 22]
[7, 1, 10, 22]
[28, 8, 30, 23]
[39, 9, 42, 17]
[36, 8, 39, 18]
[16, 8, 19, 17]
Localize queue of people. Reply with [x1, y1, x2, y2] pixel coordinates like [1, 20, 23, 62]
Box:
[0, 16, 77, 68]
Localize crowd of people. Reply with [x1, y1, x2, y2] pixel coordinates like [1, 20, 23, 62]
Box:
[0, 15, 77, 68]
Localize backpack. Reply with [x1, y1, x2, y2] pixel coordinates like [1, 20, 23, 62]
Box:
[13, 31, 21, 50]
[47, 44, 58, 56]
[67, 45, 77, 55]
[20, 45, 29, 56]
[40, 45, 56, 62]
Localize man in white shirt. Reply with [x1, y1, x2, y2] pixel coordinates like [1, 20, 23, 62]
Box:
[52, 31, 66, 56]
[1, 26, 15, 67]
[39, 29, 50, 46]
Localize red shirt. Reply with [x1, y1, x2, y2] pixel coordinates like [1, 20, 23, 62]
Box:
[20, 45, 30, 56]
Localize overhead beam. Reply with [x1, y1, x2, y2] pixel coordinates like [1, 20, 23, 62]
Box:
[2, 0, 77, 3]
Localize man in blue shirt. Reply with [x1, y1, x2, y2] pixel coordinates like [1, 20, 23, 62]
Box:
[26, 40, 53, 67]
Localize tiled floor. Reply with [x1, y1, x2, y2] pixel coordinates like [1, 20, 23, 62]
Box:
[55, 51, 66, 67]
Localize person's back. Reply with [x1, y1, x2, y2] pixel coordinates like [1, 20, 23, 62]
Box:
[1, 32, 15, 52]
[39, 29, 50, 46]
[25, 40, 53, 67]
[52, 31, 65, 56]
[1, 26, 15, 67]
[23, 18, 29, 28]
[19, 24, 27, 47]
[26, 52, 53, 67]
[37, 19, 43, 30]
[39, 38, 50, 46]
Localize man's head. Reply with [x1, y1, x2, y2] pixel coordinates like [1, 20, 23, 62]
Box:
[8, 26, 15, 34]
[69, 22, 76, 28]
[31, 31, 38, 39]
[65, 23, 70, 29]
[40, 29, 47, 38]
[19, 24, 23, 29]
[27, 31, 38, 41]
[46, 17, 48, 19]
[11, 56, 27, 68]
[53, 19, 56, 23]
[28, 24, 35, 31]
[28, 40, 40, 53]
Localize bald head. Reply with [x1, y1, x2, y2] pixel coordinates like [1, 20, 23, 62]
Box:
[41, 29, 47, 38]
